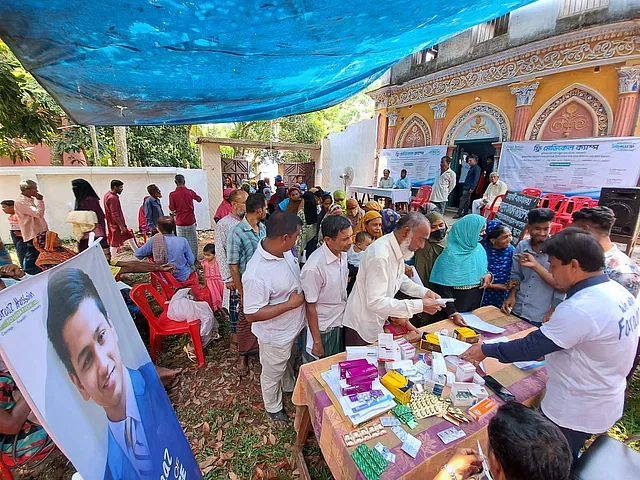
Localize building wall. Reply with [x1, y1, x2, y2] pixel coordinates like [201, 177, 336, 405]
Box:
[0, 167, 210, 244]
[0, 144, 86, 167]
[325, 118, 377, 192]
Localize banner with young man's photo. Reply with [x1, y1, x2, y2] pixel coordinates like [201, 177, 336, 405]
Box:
[0, 244, 202, 480]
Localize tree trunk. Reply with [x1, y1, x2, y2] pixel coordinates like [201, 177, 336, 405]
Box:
[49, 148, 63, 166]
[88, 125, 99, 166]
[113, 126, 129, 166]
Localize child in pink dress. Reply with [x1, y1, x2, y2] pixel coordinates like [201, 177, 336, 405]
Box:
[202, 243, 224, 313]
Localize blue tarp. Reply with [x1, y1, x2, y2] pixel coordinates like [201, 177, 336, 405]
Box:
[0, 0, 533, 125]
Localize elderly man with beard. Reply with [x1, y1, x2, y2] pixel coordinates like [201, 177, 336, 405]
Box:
[343, 212, 443, 346]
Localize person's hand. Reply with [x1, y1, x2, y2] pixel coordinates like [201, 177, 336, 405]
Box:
[460, 344, 486, 365]
[424, 290, 441, 300]
[450, 313, 468, 327]
[542, 307, 555, 323]
[502, 295, 516, 315]
[160, 264, 176, 273]
[442, 448, 483, 480]
[405, 330, 422, 343]
[287, 291, 305, 309]
[480, 273, 493, 289]
[225, 280, 236, 290]
[422, 298, 442, 315]
[35, 192, 43, 201]
[507, 279, 520, 289]
[311, 341, 325, 358]
[0, 264, 25, 279]
[490, 283, 508, 291]
[518, 252, 539, 269]
[404, 264, 413, 277]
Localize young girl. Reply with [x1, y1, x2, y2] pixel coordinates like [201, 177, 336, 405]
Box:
[202, 243, 225, 317]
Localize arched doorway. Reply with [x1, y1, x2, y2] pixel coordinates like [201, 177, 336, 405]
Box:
[395, 113, 432, 148]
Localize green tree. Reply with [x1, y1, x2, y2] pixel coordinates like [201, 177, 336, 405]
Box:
[127, 126, 199, 168]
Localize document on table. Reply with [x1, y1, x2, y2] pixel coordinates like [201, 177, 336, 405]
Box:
[437, 334, 471, 356]
[461, 313, 506, 334]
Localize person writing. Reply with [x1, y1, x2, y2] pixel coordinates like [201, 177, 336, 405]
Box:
[462, 228, 639, 461]
[343, 212, 442, 346]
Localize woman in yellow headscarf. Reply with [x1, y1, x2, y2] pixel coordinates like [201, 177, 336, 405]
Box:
[352, 210, 383, 242]
[333, 189, 347, 212]
[363, 200, 382, 213]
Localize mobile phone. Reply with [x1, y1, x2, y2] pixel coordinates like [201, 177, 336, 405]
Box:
[436, 298, 455, 304]
[483, 375, 516, 402]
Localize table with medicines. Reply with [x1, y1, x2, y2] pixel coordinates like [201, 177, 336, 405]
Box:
[291, 306, 548, 480]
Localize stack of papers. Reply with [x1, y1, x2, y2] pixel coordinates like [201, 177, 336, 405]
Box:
[461, 313, 506, 334]
[321, 366, 396, 425]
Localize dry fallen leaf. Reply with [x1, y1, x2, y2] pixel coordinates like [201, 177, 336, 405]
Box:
[216, 428, 223, 442]
[229, 472, 238, 480]
[232, 412, 239, 424]
[268, 432, 277, 445]
[199, 455, 218, 469]
[203, 466, 215, 474]
[203, 421, 210, 435]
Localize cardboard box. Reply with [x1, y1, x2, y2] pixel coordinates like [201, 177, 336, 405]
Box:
[380, 370, 413, 404]
[468, 397, 497, 421]
[455, 362, 476, 383]
[454, 327, 480, 344]
[419, 333, 441, 352]
[378, 333, 401, 362]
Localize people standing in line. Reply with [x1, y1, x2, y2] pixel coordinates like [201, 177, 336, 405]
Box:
[462, 228, 639, 462]
[0, 200, 26, 269]
[242, 211, 306, 425]
[502, 208, 565, 326]
[482, 221, 516, 308]
[71, 179, 109, 252]
[104, 180, 136, 257]
[454, 154, 481, 219]
[430, 156, 457, 215]
[352, 210, 383, 243]
[214, 189, 248, 352]
[14, 179, 48, 274]
[143, 184, 164, 235]
[378, 169, 394, 188]
[301, 215, 352, 362]
[214, 188, 234, 223]
[345, 198, 364, 230]
[347, 231, 373, 295]
[169, 174, 202, 261]
[472, 172, 508, 215]
[297, 191, 319, 262]
[227, 193, 267, 376]
[332, 190, 347, 212]
[343, 213, 442, 346]
[413, 211, 448, 289]
[393, 169, 412, 189]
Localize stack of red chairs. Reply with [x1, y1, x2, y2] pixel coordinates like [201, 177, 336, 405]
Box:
[554, 196, 595, 228]
[521, 188, 542, 197]
[150, 270, 213, 308]
[410, 186, 432, 211]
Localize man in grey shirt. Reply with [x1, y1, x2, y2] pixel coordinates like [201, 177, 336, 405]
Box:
[378, 169, 394, 188]
[502, 208, 565, 326]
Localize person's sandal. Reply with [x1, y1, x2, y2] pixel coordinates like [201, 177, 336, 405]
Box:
[183, 345, 197, 363]
[268, 410, 291, 425]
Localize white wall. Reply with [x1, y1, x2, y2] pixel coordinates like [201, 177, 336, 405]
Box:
[0, 166, 210, 243]
[508, 0, 559, 44]
[326, 118, 377, 192]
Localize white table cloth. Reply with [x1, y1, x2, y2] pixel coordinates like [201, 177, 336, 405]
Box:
[347, 186, 412, 204]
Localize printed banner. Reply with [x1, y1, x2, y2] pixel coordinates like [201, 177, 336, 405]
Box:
[0, 245, 202, 480]
[379, 146, 448, 187]
[499, 138, 640, 198]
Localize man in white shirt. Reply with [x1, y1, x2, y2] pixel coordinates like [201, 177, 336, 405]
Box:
[462, 228, 639, 461]
[343, 212, 442, 345]
[378, 169, 394, 188]
[472, 172, 508, 215]
[243, 211, 306, 424]
[301, 215, 351, 362]
[430, 156, 457, 214]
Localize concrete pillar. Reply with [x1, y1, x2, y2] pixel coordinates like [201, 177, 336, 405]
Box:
[200, 143, 223, 227]
[376, 113, 387, 151]
[510, 81, 540, 141]
[385, 111, 398, 148]
[311, 148, 326, 189]
[613, 66, 640, 137]
[429, 99, 448, 145]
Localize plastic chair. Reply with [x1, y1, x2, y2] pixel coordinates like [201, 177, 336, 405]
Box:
[521, 188, 542, 197]
[410, 186, 432, 211]
[539, 193, 567, 211]
[555, 196, 595, 226]
[572, 434, 640, 480]
[150, 270, 212, 306]
[130, 283, 205, 368]
[481, 194, 505, 220]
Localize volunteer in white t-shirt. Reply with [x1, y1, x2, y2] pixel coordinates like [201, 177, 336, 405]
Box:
[462, 228, 639, 461]
[243, 211, 306, 425]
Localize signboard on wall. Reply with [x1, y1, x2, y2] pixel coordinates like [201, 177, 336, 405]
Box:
[494, 191, 540, 245]
[499, 138, 640, 198]
[379, 146, 448, 187]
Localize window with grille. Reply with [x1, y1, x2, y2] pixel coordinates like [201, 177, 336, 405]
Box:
[471, 14, 510, 45]
[559, 0, 609, 17]
[411, 45, 438, 66]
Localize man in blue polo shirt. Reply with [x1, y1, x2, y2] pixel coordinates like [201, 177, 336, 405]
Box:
[462, 228, 639, 461]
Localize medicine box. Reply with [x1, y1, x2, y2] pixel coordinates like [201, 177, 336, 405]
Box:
[378, 333, 401, 362]
[468, 397, 497, 421]
[454, 327, 479, 344]
[419, 333, 441, 352]
[455, 362, 476, 383]
[380, 370, 413, 404]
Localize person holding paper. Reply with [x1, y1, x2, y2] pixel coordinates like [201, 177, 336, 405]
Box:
[462, 229, 639, 461]
[343, 212, 442, 346]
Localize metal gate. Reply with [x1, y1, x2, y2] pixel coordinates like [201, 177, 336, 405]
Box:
[280, 162, 315, 188]
[222, 157, 249, 187]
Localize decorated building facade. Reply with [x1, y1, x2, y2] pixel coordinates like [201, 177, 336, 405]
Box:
[368, 0, 640, 184]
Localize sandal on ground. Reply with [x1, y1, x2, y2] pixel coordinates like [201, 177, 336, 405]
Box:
[268, 409, 291, 425]
[183, 345, 197, 363]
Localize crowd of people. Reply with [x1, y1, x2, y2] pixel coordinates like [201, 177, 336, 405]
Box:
[1, 168, 640, 478]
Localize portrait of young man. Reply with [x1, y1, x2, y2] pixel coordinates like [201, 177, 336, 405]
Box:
[46, 267, 199, 480]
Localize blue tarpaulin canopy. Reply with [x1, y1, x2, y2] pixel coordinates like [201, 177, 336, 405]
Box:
[0, 0, 533, 125]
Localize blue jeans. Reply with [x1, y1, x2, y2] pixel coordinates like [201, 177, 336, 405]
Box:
[22, 241, 41, 275]
[9, 231, 27, 269]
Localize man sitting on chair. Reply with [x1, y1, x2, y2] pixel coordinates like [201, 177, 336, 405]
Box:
[472, 172, 508, 215]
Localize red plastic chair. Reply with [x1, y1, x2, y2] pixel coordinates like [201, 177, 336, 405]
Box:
[539, 193, 567, 211]
[588, 198, 599, 207]
[150, 270, 212, 307]
[555, 196, 595, 227]
[130, 283, 205, 368]
[410, 186, 432, 211]
[482, 194, 505, 220]
[521, 188, 542, 198]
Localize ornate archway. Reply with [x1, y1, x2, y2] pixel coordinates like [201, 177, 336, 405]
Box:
[395, 113, 432, 147]
[443, 103, 510, 145]
[527, 84, 612, 140]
